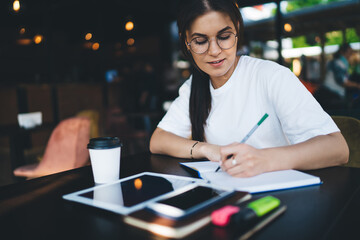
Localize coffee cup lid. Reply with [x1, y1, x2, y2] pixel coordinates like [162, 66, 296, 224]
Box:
[87, 137, 122, 149]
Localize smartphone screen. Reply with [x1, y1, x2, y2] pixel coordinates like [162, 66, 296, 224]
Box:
[147, 185, 234, 219]
[158, 186, 223, 210]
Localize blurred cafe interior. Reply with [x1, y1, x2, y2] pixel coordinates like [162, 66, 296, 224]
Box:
[0, 0, 360, 186]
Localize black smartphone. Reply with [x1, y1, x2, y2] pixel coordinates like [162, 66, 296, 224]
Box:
[146, 185, 235, 219]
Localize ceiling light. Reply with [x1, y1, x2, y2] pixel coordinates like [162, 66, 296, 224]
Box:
[284, 23, 292, 32]
[34, 34, 43, 44]
[127, 38, 135, 46]
[92, 42, 100, 51]
[85, 33, 92, 41]
[13, 0, 20, 12]
[125, 21, 134, 31]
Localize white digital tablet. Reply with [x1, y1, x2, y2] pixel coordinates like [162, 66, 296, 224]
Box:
[63, 172, 208, 215]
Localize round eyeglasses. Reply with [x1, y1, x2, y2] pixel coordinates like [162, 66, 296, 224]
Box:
[187, 32, 237, 54]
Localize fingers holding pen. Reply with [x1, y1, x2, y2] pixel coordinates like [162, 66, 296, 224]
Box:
[219, 143, 267, 178]
[219, 142, 245, 171]
[219, 142, 239, 162]
[218, 113, 269, 177]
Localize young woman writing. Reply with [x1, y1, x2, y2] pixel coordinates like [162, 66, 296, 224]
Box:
[150, 0, 348, 177]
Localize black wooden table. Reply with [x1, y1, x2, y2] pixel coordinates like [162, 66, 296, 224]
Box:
[0, 152, 359, 240]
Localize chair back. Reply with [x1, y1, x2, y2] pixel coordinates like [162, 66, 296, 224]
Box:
[39, 117, 90, 172]
[14, 117, 90, 178]
[332, 116, 360, 168]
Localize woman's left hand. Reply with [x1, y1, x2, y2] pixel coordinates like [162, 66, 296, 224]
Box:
[219, 143, 269, 177]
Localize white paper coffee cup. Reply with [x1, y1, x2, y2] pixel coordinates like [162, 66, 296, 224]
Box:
[87, 137, 122, 184]
[93, 182, 124, 205]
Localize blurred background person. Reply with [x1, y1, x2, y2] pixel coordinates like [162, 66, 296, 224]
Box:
[315, 43, 360, 110]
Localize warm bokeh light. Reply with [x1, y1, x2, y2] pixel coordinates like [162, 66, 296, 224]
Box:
[182, 69, 191, 79]
[17, 38, 32, 45]
[83, 42, 92, 49]
[115, 42, 122, 49]
[34, 34, 43, 44]
[115, 50, 123, 57]
[92, 42, 100, 50]
[284, 23, 292, 32]
[125, 21, 134, 31]
[127, 38, 135, 46]
[128, 46, 136, 53]
[134, 178, 142, 190]
[292, 59, 301, 77]
[19, 28, 25, 34]
[13, 0, 20, 12]
[85, 33, 92, 40]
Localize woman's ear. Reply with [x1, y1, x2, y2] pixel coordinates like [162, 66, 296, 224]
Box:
[183, 31, 191, 51]
[186, 42, 190, 51]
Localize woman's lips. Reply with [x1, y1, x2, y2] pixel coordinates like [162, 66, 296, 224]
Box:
[208, 59, 225, 67]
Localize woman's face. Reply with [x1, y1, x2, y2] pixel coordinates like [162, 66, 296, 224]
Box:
[186, 11, 239, 88]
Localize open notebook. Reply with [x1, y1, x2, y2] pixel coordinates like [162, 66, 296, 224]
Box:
[180, 161, 321, 193]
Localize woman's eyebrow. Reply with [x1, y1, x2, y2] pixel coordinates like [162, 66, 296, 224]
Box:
[190, 32, 207, 38]
[190, 26, 233, 38]
[218, 26, 232, 34]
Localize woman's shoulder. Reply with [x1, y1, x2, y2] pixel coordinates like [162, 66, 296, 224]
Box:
[240, 55, 285, 72]
[177, 75, 192, 95]
[238, 56, 291, 83]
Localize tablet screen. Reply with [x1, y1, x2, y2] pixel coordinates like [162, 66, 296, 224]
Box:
[79, 174, 195, 207]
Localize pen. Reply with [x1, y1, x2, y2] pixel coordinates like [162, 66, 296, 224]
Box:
[215, 113, 269, 172]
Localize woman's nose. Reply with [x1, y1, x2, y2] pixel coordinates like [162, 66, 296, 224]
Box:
[208, 38, 221, 56]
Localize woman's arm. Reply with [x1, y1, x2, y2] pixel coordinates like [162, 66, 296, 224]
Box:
[220, 132, 349, 178]
[150, 127, 221, 161]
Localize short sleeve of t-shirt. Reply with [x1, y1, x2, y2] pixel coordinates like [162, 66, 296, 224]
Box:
[265, 65, 339, 144]
[157, 78, 192, 138]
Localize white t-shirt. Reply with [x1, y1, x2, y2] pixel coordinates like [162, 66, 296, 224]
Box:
[158, 56, 339, 148]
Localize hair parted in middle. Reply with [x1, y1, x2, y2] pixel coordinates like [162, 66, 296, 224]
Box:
[176, 0, 244, 141]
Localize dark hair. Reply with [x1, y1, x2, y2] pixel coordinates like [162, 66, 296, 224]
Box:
[177, 0, 244, 141]
[334, 43, 352, 59]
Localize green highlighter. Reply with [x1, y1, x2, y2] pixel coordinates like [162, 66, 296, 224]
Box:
[247, 196, 280, 217]
[211, 196, 281, 227]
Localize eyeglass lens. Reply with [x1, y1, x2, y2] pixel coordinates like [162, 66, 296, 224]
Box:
[189, 32, 237, 54]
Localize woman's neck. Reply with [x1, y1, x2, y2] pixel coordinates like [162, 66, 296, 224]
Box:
[210, 56, 240, 89]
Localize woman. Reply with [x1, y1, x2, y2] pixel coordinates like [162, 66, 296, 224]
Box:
[150, 0, 348, 177]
